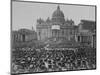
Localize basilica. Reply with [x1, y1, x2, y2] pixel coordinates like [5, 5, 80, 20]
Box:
[36, 5, 96, 48]
[36, 6, 78, 42]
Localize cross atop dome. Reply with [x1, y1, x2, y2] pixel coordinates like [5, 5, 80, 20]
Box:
[57, 5, 60, 10]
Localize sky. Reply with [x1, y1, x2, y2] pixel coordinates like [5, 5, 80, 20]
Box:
[12, 1, 96, 30]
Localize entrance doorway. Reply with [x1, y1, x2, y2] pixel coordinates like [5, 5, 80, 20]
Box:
[22, 34, 25, 42]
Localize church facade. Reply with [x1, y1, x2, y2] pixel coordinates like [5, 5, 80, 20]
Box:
[36, 6, 78, 42]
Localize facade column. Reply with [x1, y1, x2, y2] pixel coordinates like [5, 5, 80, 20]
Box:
[91, 34, 94, 48]
[75, 34, 77, 42]
[80, 36, 82, 42]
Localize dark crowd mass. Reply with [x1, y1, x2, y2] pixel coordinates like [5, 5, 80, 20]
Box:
[11, 46, 96, 74]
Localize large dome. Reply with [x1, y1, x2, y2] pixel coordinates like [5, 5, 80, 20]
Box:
[52, 6, 64, 18]
[52, 5, 65, 24]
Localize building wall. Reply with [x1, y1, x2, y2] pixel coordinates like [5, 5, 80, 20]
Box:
[37, 27, 52, 40]
[12, 29, 37, 43]
[77, 20, 96, 48]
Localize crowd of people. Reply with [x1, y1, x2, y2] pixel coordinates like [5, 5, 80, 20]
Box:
[11, 47, 96, 74]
